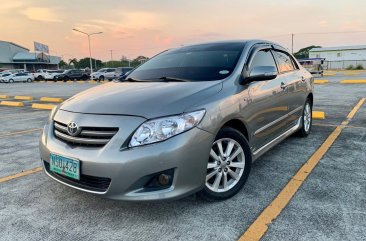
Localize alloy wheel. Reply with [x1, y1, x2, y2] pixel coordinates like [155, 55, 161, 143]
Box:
[206, 138, 245, 193]
[303, 103, 311, 132]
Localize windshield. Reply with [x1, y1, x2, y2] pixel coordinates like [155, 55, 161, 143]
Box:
[128, 42, 245, 81]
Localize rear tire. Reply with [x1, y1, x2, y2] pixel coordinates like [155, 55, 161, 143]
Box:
[295, 98, 312, 137]
[27, 78, 32, 83]
[198, 127, 251, 201]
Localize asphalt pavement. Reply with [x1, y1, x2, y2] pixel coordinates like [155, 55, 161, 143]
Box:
[0, 73, 365, 241]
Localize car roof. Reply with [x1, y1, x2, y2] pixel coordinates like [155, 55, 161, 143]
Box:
[174, 39, 288, 52]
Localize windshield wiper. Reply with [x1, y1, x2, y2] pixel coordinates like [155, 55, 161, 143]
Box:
[157, 76, 191, 82]
[125, 76, 192, 82]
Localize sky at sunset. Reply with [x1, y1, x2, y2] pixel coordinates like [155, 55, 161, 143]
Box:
[1, 0, 365, 61]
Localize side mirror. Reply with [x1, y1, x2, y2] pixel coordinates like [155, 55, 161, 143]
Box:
[247, 66, 277, 82]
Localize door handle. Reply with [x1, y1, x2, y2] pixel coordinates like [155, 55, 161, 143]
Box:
[280, 82, 288, 89]
[301, 76, 306, 82]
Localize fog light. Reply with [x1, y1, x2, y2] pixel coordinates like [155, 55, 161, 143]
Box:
[158, 174, 171, 186]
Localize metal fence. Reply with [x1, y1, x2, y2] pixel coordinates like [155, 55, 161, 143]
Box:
[323, 60, 366, 70]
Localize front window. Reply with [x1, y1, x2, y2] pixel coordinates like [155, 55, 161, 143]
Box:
[128, 43, 245, 81]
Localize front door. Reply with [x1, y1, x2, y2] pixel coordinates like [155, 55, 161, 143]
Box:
[245, 49, 290, 151]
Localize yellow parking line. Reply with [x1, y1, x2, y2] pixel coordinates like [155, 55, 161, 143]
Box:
[0, 128, 42, 137]
[312, 111, 325, 119]
[0, 95, 10, 99]
[0, 101, 24, 107]
[314, 80, 329, 84]
[40, 97, 63, 103]
[0, 167, 42, 183]
[340, 79, 366, 84]
[14, 95, 33, 101]
[238, 98, 365, 241]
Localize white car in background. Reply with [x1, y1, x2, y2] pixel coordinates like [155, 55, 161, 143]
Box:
[2, 72, 34, 83]
[33, 69, 49, 80]
[91, 68, 117, 81]
[44, 70, 65, 81]
[0, 73, 12, 82]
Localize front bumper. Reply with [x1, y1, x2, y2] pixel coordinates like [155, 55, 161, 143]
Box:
[39, 110, 214, 201]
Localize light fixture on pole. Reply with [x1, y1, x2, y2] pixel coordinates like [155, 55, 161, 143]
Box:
[72, 28, 103, 74]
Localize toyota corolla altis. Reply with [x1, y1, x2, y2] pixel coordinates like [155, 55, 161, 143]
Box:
[40, 40, 313, 201]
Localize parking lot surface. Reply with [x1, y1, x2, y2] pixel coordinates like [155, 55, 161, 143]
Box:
[0, 74, 365, 241]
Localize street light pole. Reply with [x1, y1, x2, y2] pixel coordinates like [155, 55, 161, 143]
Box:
[72, 28, 103, 74]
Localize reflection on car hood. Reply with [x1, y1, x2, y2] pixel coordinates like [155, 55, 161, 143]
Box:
[60, 81, 222, 118]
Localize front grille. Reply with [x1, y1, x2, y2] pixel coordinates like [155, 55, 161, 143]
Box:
[44, 161, 111, 193]
[53, 121, 118, 147]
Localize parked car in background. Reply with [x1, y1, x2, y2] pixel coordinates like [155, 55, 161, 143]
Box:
[298, 58, 325, 76]
[44, 70, 64, 81]
[40, 40, 314, 201]
[91, 68, 116, 81]
[0, 73, 12, 82]
[115, 67, 133, 80]
[55, 69, 89, 81]
[33, 69, 49, 80]
[2, 72, 34, 83]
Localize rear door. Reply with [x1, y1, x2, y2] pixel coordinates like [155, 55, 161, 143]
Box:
[245, 47, 290, 150]
[272, 50, 305, 126]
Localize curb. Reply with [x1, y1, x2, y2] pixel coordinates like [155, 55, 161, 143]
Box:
[313, 111, 325, 119]
[314, 80, 329, 84]
[40, 97, 63, 103]
[340, 80, 366, 84]
[0, 95, 10, 99]
[0, 101, 24, 107]
[14, 96, 33, 101]
[31, 103, 56, 110]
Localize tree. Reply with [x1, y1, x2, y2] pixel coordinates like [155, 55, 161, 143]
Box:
[105, 61, 122, 68]
[130, 56, 149, 67]
[293, 45, 321, 59]
[68, 58, 78, 67]
[73, 58, 103, 69]
[59, 60, 68, 69]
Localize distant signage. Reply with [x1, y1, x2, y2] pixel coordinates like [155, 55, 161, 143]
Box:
[34, 41, 49, 54]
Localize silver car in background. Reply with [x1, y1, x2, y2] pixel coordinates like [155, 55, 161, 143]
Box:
[40, 40, 313, 201]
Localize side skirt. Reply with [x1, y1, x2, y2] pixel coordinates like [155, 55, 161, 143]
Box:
[252, 117, 301, 161]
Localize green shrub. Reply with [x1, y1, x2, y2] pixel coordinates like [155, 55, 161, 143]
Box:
[346, 65, 354, 70]
[355, 64, 364, 70]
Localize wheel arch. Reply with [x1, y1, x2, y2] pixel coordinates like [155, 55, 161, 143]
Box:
[307, 93, 313, 106]
[221, 119, 249, 143]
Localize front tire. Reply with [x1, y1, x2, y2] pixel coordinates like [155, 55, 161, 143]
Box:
[198, 127, 251, 201]
[296, 98, 312, 137]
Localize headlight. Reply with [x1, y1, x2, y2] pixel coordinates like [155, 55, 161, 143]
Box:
[129, 110, 206, 147]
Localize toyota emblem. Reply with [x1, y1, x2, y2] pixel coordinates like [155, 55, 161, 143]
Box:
[67, 122, 80, 136]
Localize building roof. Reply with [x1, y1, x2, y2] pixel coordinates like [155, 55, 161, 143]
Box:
[0, 40, 29, 51]
[13, 52, 37, 60]
[310, 45, 366, 52]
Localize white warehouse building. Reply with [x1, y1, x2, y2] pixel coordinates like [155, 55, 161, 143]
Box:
[309, 45, 366, 69]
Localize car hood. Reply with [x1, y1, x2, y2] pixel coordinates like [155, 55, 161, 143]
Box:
[60, 81, 222, 118]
